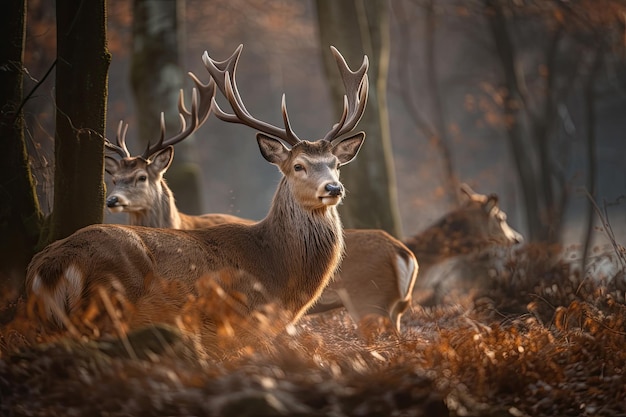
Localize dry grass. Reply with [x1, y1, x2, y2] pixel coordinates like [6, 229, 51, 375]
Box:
[1, 243, 625, 416]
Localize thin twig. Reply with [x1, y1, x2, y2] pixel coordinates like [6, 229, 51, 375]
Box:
[583, 189, 626, 271]
[14, 60, 58, 124]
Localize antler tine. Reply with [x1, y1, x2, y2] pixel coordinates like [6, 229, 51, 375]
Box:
[323, 46, 369, 144]
[184, 71, 215, 127]
[202, 45, 251, 126]
[104, 120, 131, 158]
[202, 45, 246, 113]
[141, 73, 216, 159]
[223, 72, 300, 145]
[203, 45, 301, 146]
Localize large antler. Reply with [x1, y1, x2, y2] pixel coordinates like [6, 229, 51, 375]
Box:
[322, 46, 369, 144]
[140, 73, 216, 159]
[202, 45, 369, 147]
[202, 44, 301, 146]
[105, 73, 216, 160]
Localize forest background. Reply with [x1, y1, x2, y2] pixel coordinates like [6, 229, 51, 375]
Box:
[2, 2, 626, 414]
[5, 0, 626, 289]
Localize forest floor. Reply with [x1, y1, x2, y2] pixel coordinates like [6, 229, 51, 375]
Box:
[1, 243, 625, 417]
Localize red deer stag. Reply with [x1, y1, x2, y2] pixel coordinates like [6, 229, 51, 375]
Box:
[103, 79, 243, 229]
[103, 46, 417, 335]
[26, 45, 367, 346]
[403, 183, 523, 305]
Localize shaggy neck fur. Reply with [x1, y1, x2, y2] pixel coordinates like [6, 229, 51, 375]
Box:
[128, 180, 181, 229]
[258, 176, 344, 320]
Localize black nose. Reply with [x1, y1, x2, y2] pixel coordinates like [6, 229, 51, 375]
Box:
[106, 196, 119, 207]
[325, 183, 343, 196]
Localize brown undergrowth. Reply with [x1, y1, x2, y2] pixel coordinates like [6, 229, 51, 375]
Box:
[1, 243, 625, 416]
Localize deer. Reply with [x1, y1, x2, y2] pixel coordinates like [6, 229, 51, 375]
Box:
[25, 45, 369, 350]
[103, 96, 244, 228]
[403, 183, 523, 305]
[103, 45, 418, 336]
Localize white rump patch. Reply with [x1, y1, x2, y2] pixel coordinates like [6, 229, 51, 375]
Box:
[30, 274, 44, 297]
[63, 264, 84, 308]
[31, 264, 84, 325]
[396, 254, 418, 300]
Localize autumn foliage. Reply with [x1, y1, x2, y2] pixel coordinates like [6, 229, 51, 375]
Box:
[1, 242, 625, 416]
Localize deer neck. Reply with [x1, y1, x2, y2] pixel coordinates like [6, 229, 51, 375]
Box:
[128, 180, 182, 229]
[258, 177, 345, 319]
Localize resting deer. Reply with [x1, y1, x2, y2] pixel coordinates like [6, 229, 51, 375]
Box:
[26, 45, 368, 347]
[104, 46, 417, 335]
[403, 184, 523, 305]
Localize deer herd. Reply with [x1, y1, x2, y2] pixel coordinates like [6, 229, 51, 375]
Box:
[25, 45, 523, 351]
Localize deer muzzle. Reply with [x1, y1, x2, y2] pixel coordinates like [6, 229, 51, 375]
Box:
[325, 183, 343, 197]
[106, 195, 120, 208]
[106, 195, 129, 213]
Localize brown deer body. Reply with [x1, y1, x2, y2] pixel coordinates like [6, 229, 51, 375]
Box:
[105, 140, 417, 335]
[26, 45, 368, 345]
[308, 229, 417, 333]
[403, 184, 523, 305]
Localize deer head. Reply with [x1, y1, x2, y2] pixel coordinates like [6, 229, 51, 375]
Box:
[202, 44, 368, 213]
[103, 74, 215, 226]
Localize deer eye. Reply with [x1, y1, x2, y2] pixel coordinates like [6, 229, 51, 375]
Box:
[138, 175, 147, 182]
[294, 164, 304, 172]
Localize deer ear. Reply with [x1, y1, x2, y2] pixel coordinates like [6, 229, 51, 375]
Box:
[149, 146, 174, 174]
[104, 155, 120, 175]
[484, 194, 499, 212]
[257, 133, 289, 165]
[333, 132, 365, 166]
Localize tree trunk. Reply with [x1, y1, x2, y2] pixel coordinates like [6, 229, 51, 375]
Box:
[0, 0, 43, 320]
[315, 0, 402, 238]
[131, 0, 203, 215]
[47, 0, 111, 244]
[484, 0, 545, 242]
[423, 0, 459, 205]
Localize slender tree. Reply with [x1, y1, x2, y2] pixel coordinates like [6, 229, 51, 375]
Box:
[315, 0, 402, 238]
[45, 0, 111, 244]
[482, 0, 621, 243]
[391, 0, 460, 207]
